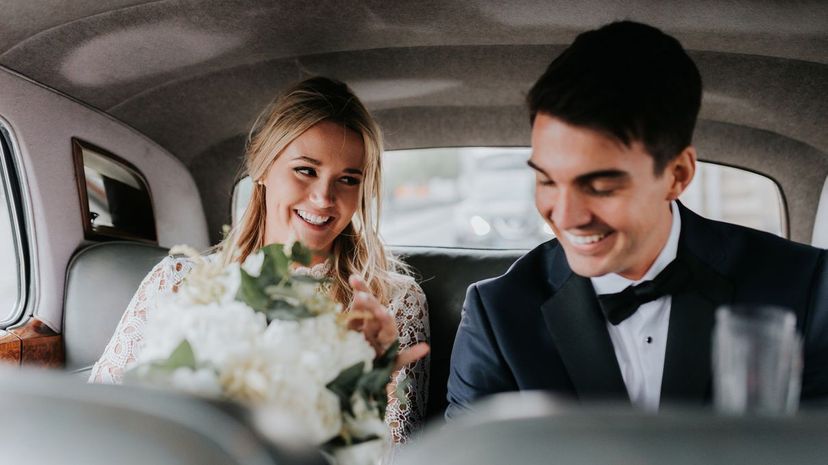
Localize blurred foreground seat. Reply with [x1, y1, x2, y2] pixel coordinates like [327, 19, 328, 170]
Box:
[397, 392, 828, 465]
[0, 367, 325, 465]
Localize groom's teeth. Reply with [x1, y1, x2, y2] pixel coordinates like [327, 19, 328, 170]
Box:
[297, 210, 331, 225]
[564, 231, 608, 245]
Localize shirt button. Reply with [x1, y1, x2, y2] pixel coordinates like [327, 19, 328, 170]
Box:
[645, 336, 653, 344]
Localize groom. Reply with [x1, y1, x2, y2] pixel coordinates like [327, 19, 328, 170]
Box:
[446, 21, 828, 417]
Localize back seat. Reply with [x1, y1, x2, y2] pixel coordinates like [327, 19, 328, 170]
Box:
[392, 246, 521, 421]
[63, 241, 168, 376]
[63, 242, 522, 419]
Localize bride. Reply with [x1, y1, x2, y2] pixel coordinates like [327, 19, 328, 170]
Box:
[89, 76, 430, 444]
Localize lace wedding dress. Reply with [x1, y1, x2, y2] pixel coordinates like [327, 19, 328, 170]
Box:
[89, 255, 430, 444]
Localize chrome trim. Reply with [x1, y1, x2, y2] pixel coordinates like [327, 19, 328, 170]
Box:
[813, 175, 828, 248]
[0, 117, 37, 327]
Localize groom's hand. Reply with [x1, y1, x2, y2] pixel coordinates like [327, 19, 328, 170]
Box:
[348, 274, 429, 370]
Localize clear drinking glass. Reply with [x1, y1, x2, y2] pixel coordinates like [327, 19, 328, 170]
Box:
[712, 305, 802, 416]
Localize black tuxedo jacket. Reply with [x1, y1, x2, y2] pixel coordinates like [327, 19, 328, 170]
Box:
[446, 204, 828, 418]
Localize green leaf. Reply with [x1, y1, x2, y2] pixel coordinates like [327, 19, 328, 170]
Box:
[236, 267, 270, 312]
[260, 243, 290, 280]
[157, 339, 197, 370]
[352, 340, 401, 419]
[266, 303, 314, 321]
[395, 377, 411, 410]
[375, 340, 400, 369]
[327, 362, 365, 416]
[290, 241, 313, 266]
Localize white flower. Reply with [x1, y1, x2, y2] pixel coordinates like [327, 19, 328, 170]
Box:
[169, 367, 223, 397]
[345, 395, 388, 440]
[283, 233, 297, 258]
[135, 297, 266, 369]
[241, 251, 264, 277]
[332, 439, 388, 465]
[172, 258, 241, 305]
[253, 386, 343, 445]
[260, 314, 375, 382]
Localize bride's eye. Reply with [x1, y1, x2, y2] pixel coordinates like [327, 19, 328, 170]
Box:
[339, 176, 361, 186]
[294, 167, 316, 177]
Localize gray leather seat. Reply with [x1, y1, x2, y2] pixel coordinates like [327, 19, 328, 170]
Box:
[0, 367, 324, 465]
[397, 392, 828, 465]
[63, 241, 168, 376]
[393, 246, 521, 421]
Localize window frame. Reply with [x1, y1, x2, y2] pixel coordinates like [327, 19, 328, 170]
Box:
[0, 120, 31, 328]
[71, 137, 158, 244]
[692, 159, 790, 239]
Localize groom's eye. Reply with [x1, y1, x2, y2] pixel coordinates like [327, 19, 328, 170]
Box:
[584, 180, 622, 196]
[535, 174, 555, 187]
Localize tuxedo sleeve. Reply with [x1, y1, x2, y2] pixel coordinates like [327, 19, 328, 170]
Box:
[803, 249, 828, 400]
[446, 283, 517, 420]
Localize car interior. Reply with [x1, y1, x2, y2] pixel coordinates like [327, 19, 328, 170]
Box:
[0, 0, 826, 463]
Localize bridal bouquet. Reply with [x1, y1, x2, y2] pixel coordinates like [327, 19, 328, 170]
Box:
[125, 241, 399, 464]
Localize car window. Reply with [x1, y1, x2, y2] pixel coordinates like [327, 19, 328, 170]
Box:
[0, 124, 26, 326]
[231, 148, 786, 249]
[380, 148, 786, 248]
[72, 138, 157, 244]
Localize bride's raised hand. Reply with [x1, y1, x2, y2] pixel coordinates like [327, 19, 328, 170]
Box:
[348, 274, 429, 370]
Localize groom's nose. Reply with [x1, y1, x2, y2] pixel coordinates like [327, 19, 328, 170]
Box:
[550, 188, 592, 231]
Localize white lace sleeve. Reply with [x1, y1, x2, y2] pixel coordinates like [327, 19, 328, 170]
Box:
[87, 256, 193, 384]
[385, 279, 430, 444]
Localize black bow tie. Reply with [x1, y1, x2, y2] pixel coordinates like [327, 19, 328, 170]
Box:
[597, 258, 690, 325]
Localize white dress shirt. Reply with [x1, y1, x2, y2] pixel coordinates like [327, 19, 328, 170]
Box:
[590, 201, 681, 411]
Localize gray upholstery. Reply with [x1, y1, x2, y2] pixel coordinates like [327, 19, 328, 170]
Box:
[0, 367, 324, 465]
[398, 392, 828, 465]
[63, 241, 168, 373]
[393, 246, 522, 421]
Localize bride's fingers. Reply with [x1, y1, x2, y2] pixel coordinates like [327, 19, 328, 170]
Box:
[350, 276, 399, 354]
[394, 342, 430, 371]
[349, 274, 371, 295]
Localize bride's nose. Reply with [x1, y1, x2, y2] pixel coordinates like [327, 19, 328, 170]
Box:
[309, 180, 335, 208]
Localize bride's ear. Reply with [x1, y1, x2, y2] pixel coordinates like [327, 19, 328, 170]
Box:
[665, 146, 696, 201]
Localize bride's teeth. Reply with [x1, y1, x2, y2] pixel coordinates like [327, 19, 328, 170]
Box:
[565, 232, 607, 245]
[297, 210, 330, 225]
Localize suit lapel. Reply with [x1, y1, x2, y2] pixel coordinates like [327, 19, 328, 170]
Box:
[661, 204, 734, 404]
[541, 247, 627, 400]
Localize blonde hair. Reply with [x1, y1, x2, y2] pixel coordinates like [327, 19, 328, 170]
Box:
[222, 77, 411, 306]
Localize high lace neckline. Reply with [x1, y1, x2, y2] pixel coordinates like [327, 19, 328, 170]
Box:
[292, 260, 331, 279]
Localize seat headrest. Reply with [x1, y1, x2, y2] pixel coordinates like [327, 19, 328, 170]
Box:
[63, 241, 168, 372]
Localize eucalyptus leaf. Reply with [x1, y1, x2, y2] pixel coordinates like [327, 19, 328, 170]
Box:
[290, 241, 313, 266]
[327, 362, 365, 416]
[376, 340, 400, 369]
[158, 339, 197, 370]
[353, 340, 400, 419]
[267, 305, 314, 321]
[237, 267, 270, 312]
[261, 243, 290, 280]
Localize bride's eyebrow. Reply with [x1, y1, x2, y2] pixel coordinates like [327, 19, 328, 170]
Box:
[292, 155, 320, 165]
[292, 155, 363, 175]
